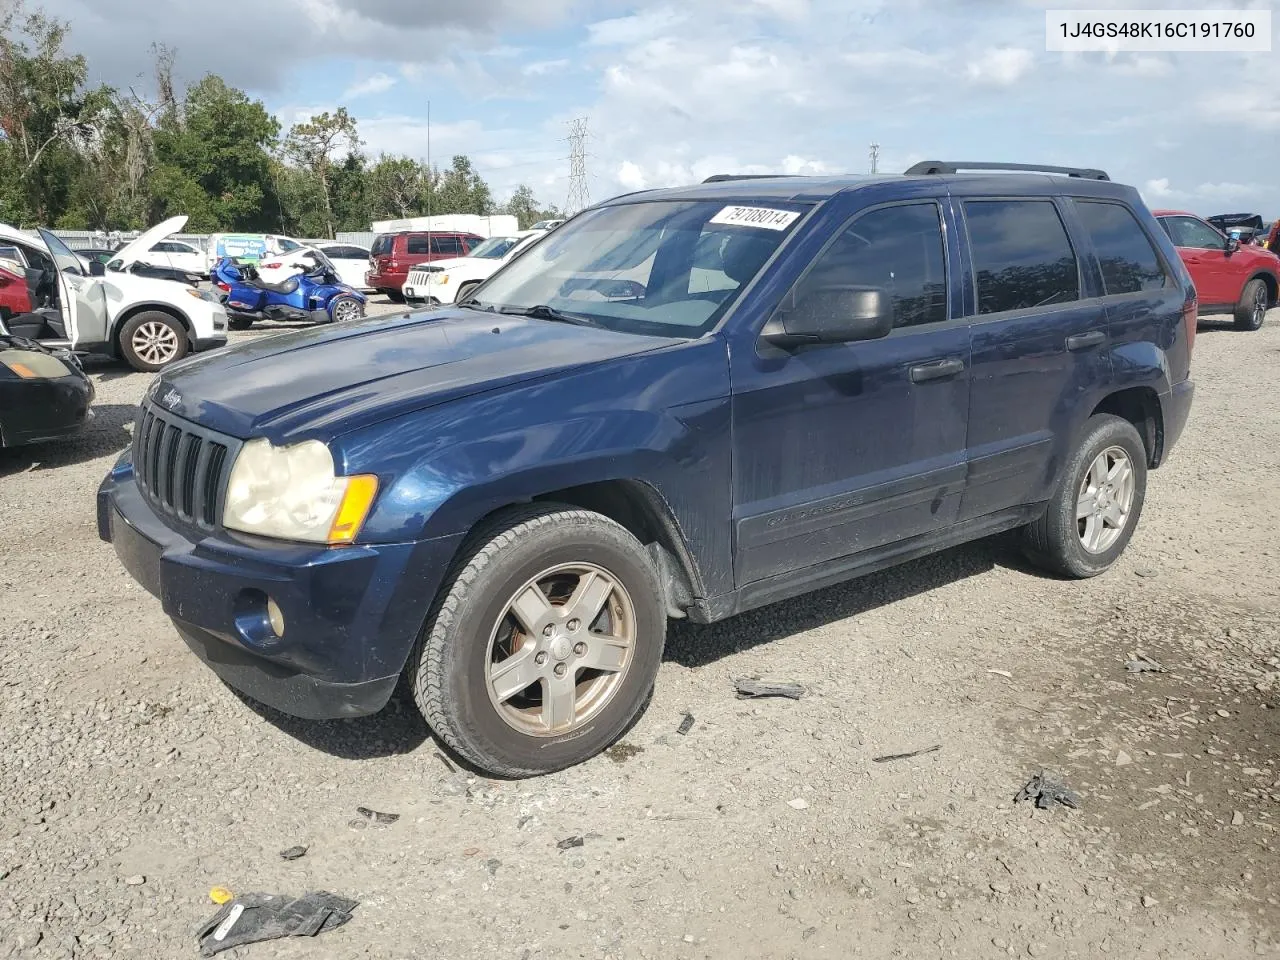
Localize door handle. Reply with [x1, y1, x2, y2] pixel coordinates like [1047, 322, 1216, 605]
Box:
[909, 358, 965, 383]
[1066, 331, 1106, 351]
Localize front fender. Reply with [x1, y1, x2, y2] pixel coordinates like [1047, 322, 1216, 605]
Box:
[331, 340, 735, 597]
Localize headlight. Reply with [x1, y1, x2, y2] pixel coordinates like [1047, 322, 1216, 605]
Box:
[435, 274, 450, 285]
[0, 350, 68, 379]
[223, 438, 379, 545]
[184, 287, 216, 303]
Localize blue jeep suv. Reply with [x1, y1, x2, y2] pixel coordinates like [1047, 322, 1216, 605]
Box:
[99, 161, 1197, 776]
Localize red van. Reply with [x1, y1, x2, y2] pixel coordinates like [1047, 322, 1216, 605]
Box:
[366, 232, 485, 301]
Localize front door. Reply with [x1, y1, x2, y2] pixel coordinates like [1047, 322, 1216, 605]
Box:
[1161, 215, 1235, 306]
[729, 198, 970, 586]
[38, 229, 108, 347]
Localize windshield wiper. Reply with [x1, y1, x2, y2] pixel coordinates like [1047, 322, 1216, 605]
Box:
[497, 304, 598, 327]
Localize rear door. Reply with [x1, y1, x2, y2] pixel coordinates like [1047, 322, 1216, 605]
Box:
[1159, 215, 1235, 306]
[955, 195, 1111, 521]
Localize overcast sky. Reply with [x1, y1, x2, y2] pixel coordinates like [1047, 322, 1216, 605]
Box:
[33, 0, 1280, 214]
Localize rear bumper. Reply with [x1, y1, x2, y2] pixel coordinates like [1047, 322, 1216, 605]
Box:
[366, 272, 405, 291]
[97, 454, 463, 719]
[1159, 378, 1195, 465]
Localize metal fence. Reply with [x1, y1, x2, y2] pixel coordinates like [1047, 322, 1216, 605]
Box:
[45, 230, 377, 252]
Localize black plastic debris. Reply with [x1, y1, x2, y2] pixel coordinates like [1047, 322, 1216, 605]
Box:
[1014, 772, 1081, 810]
[355, 806, 400, 824]
[1125, 654, 1165, 674]
[734, 679, 806, 701]
[279, 846, 308, 861]
[872, 744, 941, 764]
[556, 836, 585, 851]
[196, 891, 358, 956]
[677, 713, 695, 736]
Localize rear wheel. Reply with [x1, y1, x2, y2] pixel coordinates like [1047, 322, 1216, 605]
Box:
[1021, 414, 1147, 579]
[118, 311, 189, 372]
[1234, 278, 1268, 331]
[408, 505, 666, 778]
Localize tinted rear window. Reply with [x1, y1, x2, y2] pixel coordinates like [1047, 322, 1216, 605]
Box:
[964, 200, 1080, 314]
[371, 235, 392, 257]
[406, 235, 429, 255]
[1075, 201, 1168, 295]
[431, 237, 463, 255]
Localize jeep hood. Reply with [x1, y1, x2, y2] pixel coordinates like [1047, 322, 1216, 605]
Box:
[113, 215, 188, 269]
[151, 308, 671, 440]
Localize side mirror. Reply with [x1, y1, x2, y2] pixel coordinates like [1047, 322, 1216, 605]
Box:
[762, 285, 895, 347]
[89, 260, 105, 277]
[1226, 236, 1241, 254]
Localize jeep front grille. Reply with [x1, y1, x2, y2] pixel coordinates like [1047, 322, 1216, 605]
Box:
[133, 402, 238, 529]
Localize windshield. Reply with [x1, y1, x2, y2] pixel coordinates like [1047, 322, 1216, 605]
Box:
[470, 200, 808, 337]
[468, 237, 518, 259]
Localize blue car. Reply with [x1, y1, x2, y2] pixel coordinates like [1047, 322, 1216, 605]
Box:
[99, 161, 1196, 776]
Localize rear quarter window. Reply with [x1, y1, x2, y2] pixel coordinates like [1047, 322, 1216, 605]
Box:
[963, 200, 1080, 314]
[1074, 201, 1168, 295]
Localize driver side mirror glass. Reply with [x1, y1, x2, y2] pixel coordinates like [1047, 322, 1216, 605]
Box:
[763, 285, 895, 347]
[89, 260, 105, 277]
[1226, 235, 1241, 253]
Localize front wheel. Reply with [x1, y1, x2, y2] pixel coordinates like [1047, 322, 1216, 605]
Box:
[1234, 278, 1268, 331]
[409, 505, 667, 778]
[1021, 414, 1148, 579]
[386, 289, 406, 304]
[329, 295, 364, 323]
[118, 311, 189, 372]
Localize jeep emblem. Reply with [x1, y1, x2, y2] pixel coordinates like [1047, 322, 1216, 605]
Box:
[158, 387, 181, 410]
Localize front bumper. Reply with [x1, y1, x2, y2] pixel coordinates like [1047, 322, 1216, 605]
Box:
[0, 372, 94, 447]
[97, 454, 463, 719]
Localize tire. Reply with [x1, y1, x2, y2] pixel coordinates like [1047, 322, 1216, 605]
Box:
[387, 289, 406, 304]
[455, 282, 481, 305]
[118, 311, 189, 372]
[1021, 414, 1148, 579]
[228, 317, 254, 331]
[1234, 278, 1268, 331]
[328, 294, 364, 323]
[408, 504, 667, 778]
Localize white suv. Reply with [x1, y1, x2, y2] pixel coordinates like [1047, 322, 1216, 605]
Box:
[403, 232, 543, 306]
[0, 216, 228, 371]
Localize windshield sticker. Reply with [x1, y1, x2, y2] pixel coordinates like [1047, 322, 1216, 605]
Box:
[709, 206, 800, 231]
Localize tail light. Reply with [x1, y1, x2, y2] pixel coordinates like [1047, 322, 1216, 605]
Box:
[389, 260, 400, 269]
[215, 281, 230, 293]
[1182, 295, 1198, 357]
[262, 262, 282, 270]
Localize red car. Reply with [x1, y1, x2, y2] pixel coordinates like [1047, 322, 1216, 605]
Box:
[1154, 209, 1279, 331]
[0, 262, 34, 328]
[366, 231, 485, 301]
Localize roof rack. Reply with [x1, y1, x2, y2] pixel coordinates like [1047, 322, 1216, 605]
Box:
[904, 161, 1110, 181]
[701, 174, 803, 184]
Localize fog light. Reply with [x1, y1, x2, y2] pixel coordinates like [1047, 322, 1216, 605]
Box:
[266, 597, 286, 638]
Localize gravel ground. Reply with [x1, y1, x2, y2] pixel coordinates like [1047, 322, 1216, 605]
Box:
[1, 302, 1277, 959]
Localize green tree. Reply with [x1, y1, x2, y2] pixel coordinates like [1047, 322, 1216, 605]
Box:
[367, 154, 426, 219]
[282, 108, 360, 238]
[501, 183, 562, 229]
[432, 155, 491, 216]
[149, 74, 280, 232]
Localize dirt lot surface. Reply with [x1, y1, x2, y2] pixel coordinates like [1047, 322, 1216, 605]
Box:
[1, 303, 1278, 959]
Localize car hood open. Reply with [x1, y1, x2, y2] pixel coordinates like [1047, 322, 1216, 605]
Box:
[112, 215, 189, 269]
[150, 308, 670, 441]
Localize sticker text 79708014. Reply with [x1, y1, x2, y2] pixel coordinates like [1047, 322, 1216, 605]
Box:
[709, 206, 801, 231]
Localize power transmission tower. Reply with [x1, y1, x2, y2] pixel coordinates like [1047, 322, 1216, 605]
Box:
[869, 142, 880, 174]
[566, 118, 590, 215]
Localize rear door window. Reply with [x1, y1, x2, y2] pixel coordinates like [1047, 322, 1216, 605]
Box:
[1074, 201, 1168, 295]
[405, 235, 429, 255]
[963, 200, 1080, 314]
[431, 237, 463, 256]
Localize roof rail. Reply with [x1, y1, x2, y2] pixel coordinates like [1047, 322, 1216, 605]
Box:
[701, 174, 803, 184]
[904, 161, 1110, 181]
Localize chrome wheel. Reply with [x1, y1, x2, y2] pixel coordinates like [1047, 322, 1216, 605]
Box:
[1252, 286, 1267, 327]
[1076, 445, 1136, 554]
[131, 321, 180, 366]
[485, 562, 636, 737]
[332, 298, 362, 322]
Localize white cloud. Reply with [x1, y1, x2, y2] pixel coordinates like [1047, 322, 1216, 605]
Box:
[1193, 182, 1265, 203]
[965, 47, 1033, 85]
[341, 72, 396, 100]
[522, 58, 570, 76]
[586, 7, 688, 46]
[617, 161, 647, 191]
[1196, 88, 1280, 131]
[1112, 55, 1172, 77]
[1143, 178, 1177, 201]
[749, 0, 810, 19]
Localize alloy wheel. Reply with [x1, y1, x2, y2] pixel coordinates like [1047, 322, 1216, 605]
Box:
[131, 321, 179, 366]
[1076, 445, 1136, 554]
